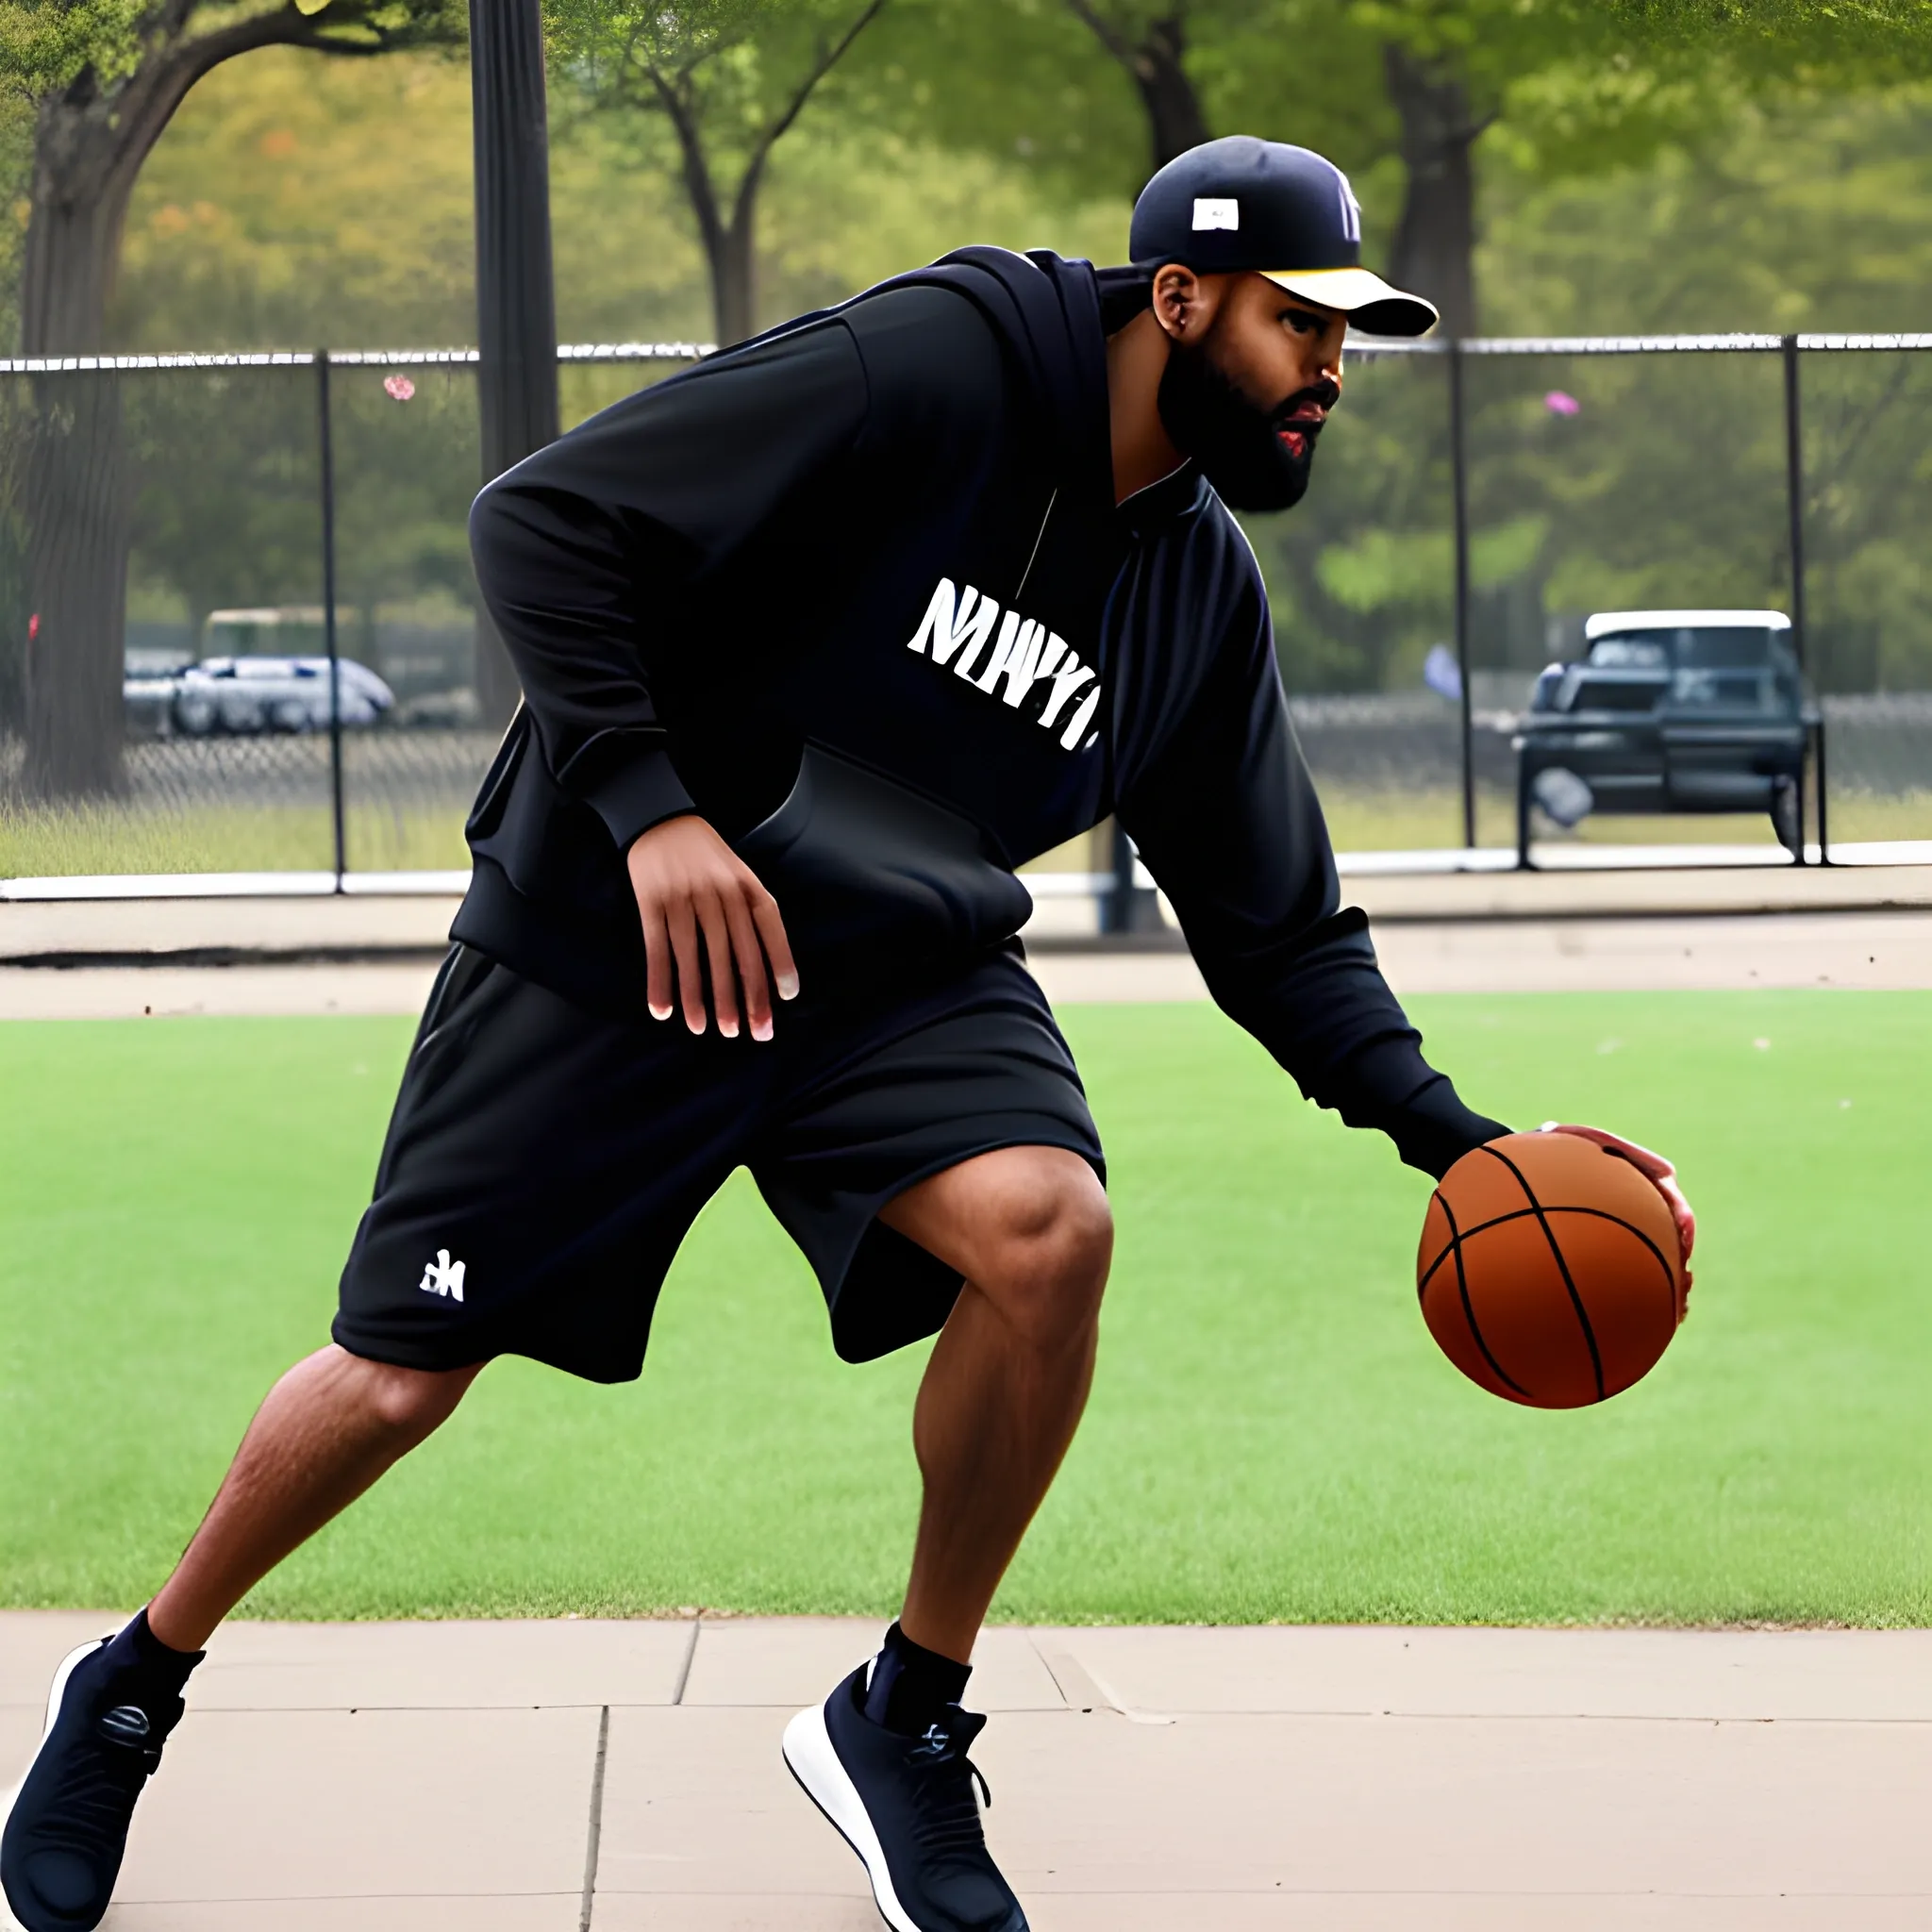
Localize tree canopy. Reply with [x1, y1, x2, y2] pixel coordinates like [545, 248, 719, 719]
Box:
[853, 0, 1932, 332]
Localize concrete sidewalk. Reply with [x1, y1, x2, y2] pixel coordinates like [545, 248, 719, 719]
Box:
[6, 908, 1932, 1017]
[5, 1615, 1930, 1928]
[6, 863, 1932, 966]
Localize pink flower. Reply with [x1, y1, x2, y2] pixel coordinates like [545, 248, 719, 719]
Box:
[384, 375, 417, 402]
[1544, 390, 1581, 417]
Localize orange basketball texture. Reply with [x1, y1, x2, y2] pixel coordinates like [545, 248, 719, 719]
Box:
[1417, 1133, 1687, 1408]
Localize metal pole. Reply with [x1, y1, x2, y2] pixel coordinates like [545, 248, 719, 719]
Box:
[1781, 334, 1820, 864]
[471, 0, 559, 726]
[1448, 341, 1477, 852]
[317, 351, 346, 889]
[1815, 716, 1830, 862]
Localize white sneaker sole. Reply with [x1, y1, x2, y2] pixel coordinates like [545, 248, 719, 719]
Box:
[0, 1636, 115, 1932]
[781, 1700, 923, 1932]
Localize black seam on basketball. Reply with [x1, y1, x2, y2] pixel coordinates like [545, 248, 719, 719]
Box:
[1417, 1197, 1457, 1296]
[1433, 1189, 1532, 1399]
[1483, 1205, 1684, 1329]
[1461, 1204, 1681, 1335]
[1564, 1206, 1683, 1325]
[1479, 1144, 1606, 1403]
[1433, 1202, 1681, 1254]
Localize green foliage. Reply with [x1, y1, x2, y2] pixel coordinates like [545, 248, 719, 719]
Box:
[0, 0, 463, 102]
[7, 994, 1932, 1624]
[0, 0, 150, 97]
[848, 0, 1146, 197]
[544, 0, 891, 337]
[855, 0, 1393, 202]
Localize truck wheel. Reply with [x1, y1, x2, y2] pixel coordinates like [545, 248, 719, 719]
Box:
[1771, 776, 1802, 857]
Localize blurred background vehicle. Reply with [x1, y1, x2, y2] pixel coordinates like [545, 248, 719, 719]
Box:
[167, 654, 393, 735]
[121, 606, 458, 738]
[1515, 610, 1813, 859]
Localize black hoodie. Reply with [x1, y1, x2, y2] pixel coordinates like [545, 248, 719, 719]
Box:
[458, 247, 1507, 1178]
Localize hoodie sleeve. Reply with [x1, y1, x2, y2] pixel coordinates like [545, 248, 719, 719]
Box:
[1118, 575, 1508, 1181]
[466, 318, 871, 853]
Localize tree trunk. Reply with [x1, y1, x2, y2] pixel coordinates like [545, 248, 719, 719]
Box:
[16, 92, 143, 799]
[1065, 4, 1210, 176]
[1382, 43, 1482, 341]
[708, 203, 758, 347]
[1130, 17, 1209, 172]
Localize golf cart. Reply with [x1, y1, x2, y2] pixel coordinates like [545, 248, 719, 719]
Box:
[1514, 608, 1817, 864]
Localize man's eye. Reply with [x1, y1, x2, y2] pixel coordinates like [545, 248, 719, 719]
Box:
[1281, 309, 1323, 335]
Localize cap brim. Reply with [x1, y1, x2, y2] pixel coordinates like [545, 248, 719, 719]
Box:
[1259, 266, 1439, 338]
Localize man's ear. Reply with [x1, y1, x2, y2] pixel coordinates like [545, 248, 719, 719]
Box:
[1152, 263, 1208, 342]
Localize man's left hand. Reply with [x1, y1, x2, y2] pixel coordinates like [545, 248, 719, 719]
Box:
[1539, 1123, 1694, 1313]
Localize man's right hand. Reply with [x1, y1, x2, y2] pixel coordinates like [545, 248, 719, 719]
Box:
[626, 816, 798, 1041]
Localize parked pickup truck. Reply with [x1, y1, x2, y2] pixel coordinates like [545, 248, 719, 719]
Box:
[1515, 608, 1813, 860]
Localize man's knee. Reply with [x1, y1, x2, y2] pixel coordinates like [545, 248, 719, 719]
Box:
[326, 1346, 481, 1440]
[975, 1165, 1113, 1348]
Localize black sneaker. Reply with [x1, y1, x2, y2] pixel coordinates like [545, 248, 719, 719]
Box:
[782, 1665, 1027, 1932]
[1, 1634, 190, 1932]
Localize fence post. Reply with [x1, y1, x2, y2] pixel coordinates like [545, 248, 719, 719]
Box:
[1781, 333, 1820, 865]
[471, 0, 559, 727]
[317, 350, 346, 887]
[1448, 340, 1477, 853]
[1103, 818, 1161, 935]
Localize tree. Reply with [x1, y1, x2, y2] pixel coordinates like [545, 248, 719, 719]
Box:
[0, 0, 458, 797]
[546, 0, 888, 347]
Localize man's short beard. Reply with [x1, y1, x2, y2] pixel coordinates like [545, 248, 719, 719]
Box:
[1157, 336, 1321, 513]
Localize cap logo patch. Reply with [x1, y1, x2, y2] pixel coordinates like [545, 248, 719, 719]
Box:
[1191, 197, 1239, 232]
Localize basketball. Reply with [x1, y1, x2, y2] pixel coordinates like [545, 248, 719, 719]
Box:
[1418, 1132, 1688, 1408]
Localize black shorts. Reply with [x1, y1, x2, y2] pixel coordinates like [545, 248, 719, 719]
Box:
[332, 942, 1103, 1381]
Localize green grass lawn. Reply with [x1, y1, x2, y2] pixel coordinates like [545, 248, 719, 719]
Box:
[0, 801, 473, 877]
[3, 993, 1929, 1626]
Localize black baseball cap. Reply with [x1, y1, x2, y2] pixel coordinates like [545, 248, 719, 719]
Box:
[1129, 135, 1439, 338]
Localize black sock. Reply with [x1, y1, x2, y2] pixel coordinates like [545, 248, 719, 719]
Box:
[862, 1622, 972, 1736]
[100, 1607, 204, 1695]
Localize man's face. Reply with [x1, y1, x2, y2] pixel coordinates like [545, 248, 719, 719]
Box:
[1154, 270, 1346, 512]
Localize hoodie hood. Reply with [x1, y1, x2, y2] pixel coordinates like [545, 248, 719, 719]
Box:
[723, 246, 1116, 517]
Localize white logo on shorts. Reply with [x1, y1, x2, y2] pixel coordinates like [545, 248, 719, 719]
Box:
[418, 1248, 466, 1303]
[1191, 197, 1239, 231]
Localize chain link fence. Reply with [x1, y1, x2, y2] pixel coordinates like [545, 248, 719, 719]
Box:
[1245, 330, 1932, 864]
[2, 329, 1927, 892]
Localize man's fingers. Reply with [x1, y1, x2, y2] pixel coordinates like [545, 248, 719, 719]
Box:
[1658, 1177, 1697, 1265]
[1541, 1122, 1695, 1267]
[641, 899, 674, 1023]
[748, 887, 800, 1002]
[696, 891, 741, 1039]
[666, 898, 707, 1034]
[722, 889, 774, 1041]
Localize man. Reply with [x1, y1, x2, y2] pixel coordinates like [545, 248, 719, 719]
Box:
[2, 136, 1692, 1932]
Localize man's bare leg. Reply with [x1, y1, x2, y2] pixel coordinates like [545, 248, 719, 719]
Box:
[877, 1145, 1113, 1665]
[146, 1346, 482, 1652]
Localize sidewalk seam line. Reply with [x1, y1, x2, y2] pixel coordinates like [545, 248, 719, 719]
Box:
[671, 1614, 701, 1706]
[578, 1703, 610, 1932]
